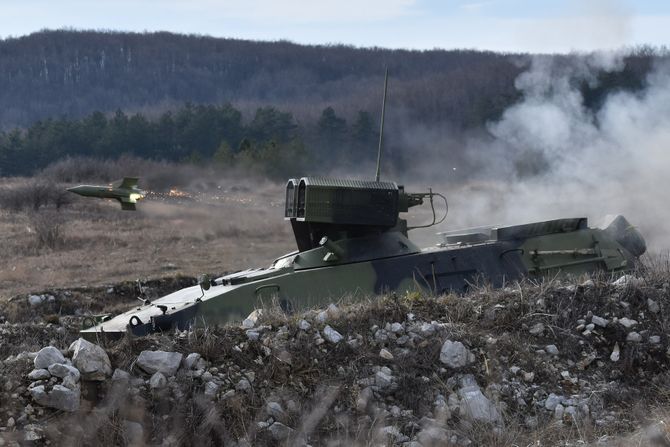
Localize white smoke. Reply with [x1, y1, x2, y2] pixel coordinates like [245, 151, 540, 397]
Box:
[434, 51, 670, 251]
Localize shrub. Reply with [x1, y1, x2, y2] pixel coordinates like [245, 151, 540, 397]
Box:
[0, 180, 73, 211]
[29, 211, 64, 250]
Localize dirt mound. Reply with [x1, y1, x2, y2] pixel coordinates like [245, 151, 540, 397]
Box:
[1, 274, 670, 446]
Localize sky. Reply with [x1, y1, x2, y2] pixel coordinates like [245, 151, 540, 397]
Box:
[1, 0, 670, 53]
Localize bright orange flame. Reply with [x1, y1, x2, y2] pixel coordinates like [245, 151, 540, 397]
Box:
[129, 193, 144, 203]
[168, 188, 191, 198]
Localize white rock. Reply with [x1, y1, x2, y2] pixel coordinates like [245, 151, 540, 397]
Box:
[613, 275, 643, 288]
[379, 348, 394, 360]
[610, 343, 620, 362]
[24, 424, 44, 442]
[27, 294, 53, 306]
[439, 340, 474, 368]
[204, 381, 219, 398]
[33, 346, 65, 369]
[419, 322, 436, 336]
[316, 310, 328, 323]
[545, 345, 559, 355]
[591, 316, 608, 327]
[242, 309, 263, 329]
[618, 317, 637, 329]
[316, 304, 340, 324]
[647, 299, 660, 314]
[298, 319, 311, 330]
[627, 332, 642, 342]
[236, 378, 251, 391]
[136, 350, 183, 376]
[268, 422, 294, 441]
[390, 323, 404, 333]
[70, 338, 112, 381]
[28, 295, 47, 306]
[48, 363, 80, 382]
[29, 385, 48, 406]
[545, 393, 562, 411]
[149, 372, 167, 389]
[30, 384, 80, 412]
[650, 336, 661, 344]
[182, 353, 201, 370]
[375, 370, 394, 388]
[62, 375, 79, 391]
[28, 369, 51, 381]
[458, 375, 502, 424]
[266, 401, 285, 419]
[246, 330, 260, 341]
[323, 325, 343, 343]
[112, 368, 131, 382]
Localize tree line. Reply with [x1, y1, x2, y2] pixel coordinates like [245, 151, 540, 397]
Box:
[0, 103, 382, 178]
[0, 30, 664, 178]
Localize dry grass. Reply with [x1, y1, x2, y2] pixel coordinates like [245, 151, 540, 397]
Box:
[1, 270, 670, 446]
[0, 175, 293, 300]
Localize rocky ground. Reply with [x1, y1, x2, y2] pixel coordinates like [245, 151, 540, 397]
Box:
[1, 272, 670, 446]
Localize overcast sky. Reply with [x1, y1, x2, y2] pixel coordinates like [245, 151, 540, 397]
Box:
[2, 0, 669, 53]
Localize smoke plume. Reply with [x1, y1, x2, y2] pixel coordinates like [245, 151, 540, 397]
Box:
[429, 51, 670, 251]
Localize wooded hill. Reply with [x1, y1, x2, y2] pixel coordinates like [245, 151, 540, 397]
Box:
[0, 30, 661, 177]
[0, 30, 527, 130]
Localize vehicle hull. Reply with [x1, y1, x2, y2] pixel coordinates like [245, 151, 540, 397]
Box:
[81, 217, 640, 340]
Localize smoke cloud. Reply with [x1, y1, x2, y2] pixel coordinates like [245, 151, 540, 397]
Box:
[418, 51, 670, 251]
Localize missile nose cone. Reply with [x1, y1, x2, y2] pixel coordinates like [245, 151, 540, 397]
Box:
[67, 186, 86, 196]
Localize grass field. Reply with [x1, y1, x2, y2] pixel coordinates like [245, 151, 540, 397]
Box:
[0, 175, 295, 300]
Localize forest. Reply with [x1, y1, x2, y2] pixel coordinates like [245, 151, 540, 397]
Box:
[0, 30, 663, 177]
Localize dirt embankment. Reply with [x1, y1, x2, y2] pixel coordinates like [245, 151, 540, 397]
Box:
[1, 273, 670, 446]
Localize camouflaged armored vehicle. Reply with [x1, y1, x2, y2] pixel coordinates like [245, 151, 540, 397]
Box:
[81, 72, 646, 339]
[81, 175, 646, 339]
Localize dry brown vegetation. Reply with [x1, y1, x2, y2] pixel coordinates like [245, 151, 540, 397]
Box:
[0, 169, 294, 301]
[2, 165, 670, 446]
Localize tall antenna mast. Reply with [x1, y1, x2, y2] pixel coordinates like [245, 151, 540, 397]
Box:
[375, 67, 389, 182]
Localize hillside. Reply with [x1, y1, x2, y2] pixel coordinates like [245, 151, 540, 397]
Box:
[0, 30, 663, 180]
[0, 30, 526, 130]
[0, 271, 669, 445]
[0, 30, 658, 132]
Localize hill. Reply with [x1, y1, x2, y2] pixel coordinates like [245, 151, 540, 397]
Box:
[0, 29, 527, 130]
[0, 30, 662, 179]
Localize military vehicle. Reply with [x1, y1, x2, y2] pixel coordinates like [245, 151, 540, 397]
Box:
[81, 73, 647, 340]
[67, 177, 145, 210]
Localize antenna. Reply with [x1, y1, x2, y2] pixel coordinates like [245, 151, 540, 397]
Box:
[375, 67, 389, 182]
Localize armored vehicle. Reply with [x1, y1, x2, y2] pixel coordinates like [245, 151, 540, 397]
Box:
[81, 176, 645, 339]
[80, 72, 646, 339]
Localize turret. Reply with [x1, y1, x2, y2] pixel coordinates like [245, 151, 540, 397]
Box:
[284, 177, 433, 251]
